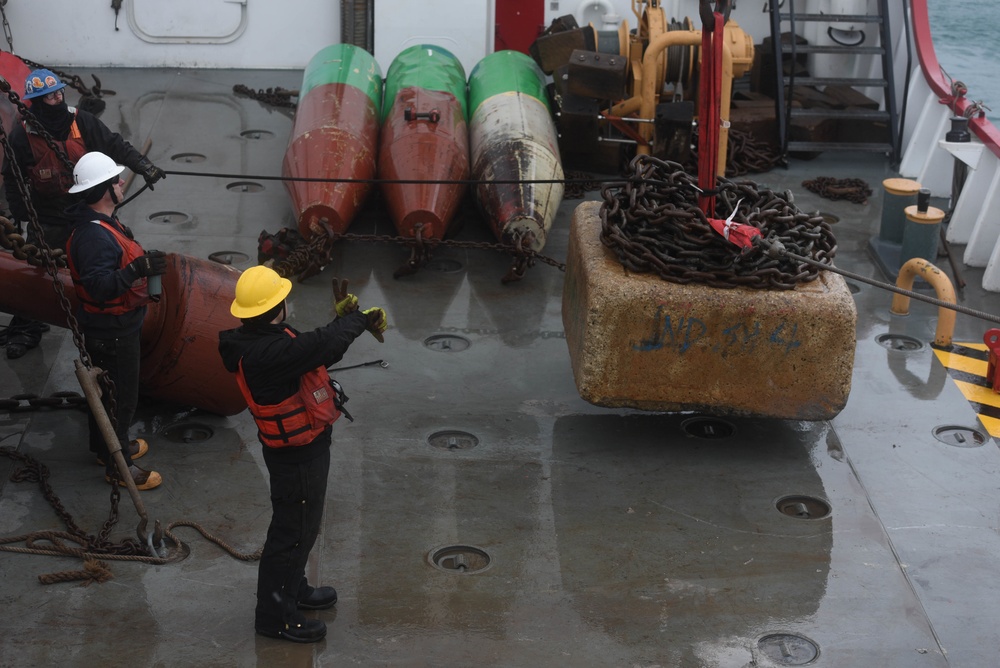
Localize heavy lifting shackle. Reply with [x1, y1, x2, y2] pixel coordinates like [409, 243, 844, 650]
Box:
[699, 0, 732, 27]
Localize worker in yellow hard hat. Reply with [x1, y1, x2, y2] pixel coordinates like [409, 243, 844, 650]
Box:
[217, 265, 386, 644]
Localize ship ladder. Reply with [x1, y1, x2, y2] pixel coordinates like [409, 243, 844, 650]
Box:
[766, 0, 900, 163]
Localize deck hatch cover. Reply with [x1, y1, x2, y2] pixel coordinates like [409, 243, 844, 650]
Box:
[170, 152, 206, 163]
[428, 430, 479, 451]
[875, 333, 924, 351]
[424, 334, 471, 352]
[681, 416, 736, 439]
[932, 425, 988, 447]
[428, 545, 493, 574]
[757, 633, 819, 665]
[240, 129, 274, 140]
[148, 211, 192, 225]
[161, 422, 215, 443]
[227, 181, 264, 193]
[775, 494, 831, 520]
[208, 251, 250, 265]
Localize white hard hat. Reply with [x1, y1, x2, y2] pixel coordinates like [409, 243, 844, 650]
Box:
[68, 151, 126, 194]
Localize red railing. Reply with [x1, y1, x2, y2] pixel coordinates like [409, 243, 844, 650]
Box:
[910, 0, 1000, 158]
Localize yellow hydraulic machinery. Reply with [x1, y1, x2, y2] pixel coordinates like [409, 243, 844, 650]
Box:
[601, 0, 754, 175]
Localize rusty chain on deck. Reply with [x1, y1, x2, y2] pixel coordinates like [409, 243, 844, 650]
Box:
[600, 154, 836, 290]
[0, 446, 261, 584]
[270, 225, 570, 284]
[801, 176, 873, 204]
[688, 127, 784, 177]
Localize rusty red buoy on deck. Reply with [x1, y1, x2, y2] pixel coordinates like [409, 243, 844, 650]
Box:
[282, 43, 383, 240]
[0, 251, 247, 416]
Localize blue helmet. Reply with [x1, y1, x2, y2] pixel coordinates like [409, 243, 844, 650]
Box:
[23, 69, 67, 100]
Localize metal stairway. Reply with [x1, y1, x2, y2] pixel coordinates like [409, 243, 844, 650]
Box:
[767, 0, 899, 163]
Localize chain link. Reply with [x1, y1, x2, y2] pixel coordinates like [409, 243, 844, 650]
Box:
[689, 127, 784, 177]
[271, 228, 567, 283]
[0, 391, 88, 412]
[0, 445, 262, 583]
[801, 176, 873, 204]
[599, 154, 836, 290]
[17, 56, 115, 102]
[232, 84, 298, 109]
[0, 0, 13, 52]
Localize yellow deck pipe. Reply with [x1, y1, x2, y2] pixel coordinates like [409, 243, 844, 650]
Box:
[890, 258, 957, 347]
[628, 29, 733, 175]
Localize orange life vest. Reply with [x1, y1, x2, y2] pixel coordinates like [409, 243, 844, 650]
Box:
[66, 219, 151, 315]
[234, 331, 342, 448]
[25, 113, 87, 197]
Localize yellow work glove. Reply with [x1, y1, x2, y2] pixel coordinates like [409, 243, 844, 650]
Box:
[362, 307, 387, 343]
[333, 277, 358, 318]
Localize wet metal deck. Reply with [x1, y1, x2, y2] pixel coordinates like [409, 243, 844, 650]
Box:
[2, 68, 1000, 667]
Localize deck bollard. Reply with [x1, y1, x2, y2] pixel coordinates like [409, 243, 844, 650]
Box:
[879, 177, 921, 244]
[901, 190, 945, 266]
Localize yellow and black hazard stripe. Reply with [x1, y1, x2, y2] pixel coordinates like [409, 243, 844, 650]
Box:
[933, 343, 1000, 437]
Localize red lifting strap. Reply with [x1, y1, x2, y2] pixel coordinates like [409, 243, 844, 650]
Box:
[697, 11, 725, 218]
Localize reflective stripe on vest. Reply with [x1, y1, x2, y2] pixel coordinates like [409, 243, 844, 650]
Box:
[234, 330, 341, 448]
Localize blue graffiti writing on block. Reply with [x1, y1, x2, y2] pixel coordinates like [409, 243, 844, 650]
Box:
[635, 307, 707, 353]
[770, 322, 802, 354]
[722, 321, 763, 350]
[635, 307, 803, 356]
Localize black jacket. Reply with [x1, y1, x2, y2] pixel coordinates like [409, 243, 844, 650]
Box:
[66, 200, 147, 338]
[1, 106, 147, 226]
[218, 311, 369, 461]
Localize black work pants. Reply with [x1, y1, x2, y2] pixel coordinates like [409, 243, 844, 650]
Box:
[255, 445, 331, 631]
[84, 331, 142, 473]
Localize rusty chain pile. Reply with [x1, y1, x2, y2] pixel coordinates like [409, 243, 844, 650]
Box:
[563, 170, 603, 199]
[801, 176, 873, 204]
[600, 155, 837, 290]
[687, 127, 784, 177]
[0, 446, 261, 584]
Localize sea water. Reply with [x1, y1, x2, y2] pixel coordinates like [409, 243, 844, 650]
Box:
[927, 0, 999, 109]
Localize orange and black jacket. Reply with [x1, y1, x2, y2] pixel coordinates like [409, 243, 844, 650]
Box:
[65, 202, 150, 338]
[1, 105, 146, 227]
[218, 314, 368, 461]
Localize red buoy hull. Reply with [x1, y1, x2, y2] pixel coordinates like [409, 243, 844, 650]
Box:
[283, 82, 380, 239]
[378, 87, 469, 240]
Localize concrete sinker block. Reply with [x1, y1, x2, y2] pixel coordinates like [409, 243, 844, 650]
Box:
[562, 201, 858, 420]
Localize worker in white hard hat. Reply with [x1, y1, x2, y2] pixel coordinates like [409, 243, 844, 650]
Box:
[65, 151, 166, 491]
[1, 68, 166, 359]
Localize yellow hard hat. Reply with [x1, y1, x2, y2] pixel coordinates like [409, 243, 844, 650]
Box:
[230, 265, 292, 319]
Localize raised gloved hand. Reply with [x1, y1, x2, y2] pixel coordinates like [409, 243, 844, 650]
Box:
[333, 277, 358, 318]
[137, 157, 166, 189]
[128, 250, 167, 278]
[362, 307, 387, 343]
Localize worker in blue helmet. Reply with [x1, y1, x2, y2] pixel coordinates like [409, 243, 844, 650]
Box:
[22, 69, 68, 100]
[0, 68, 167, 359]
